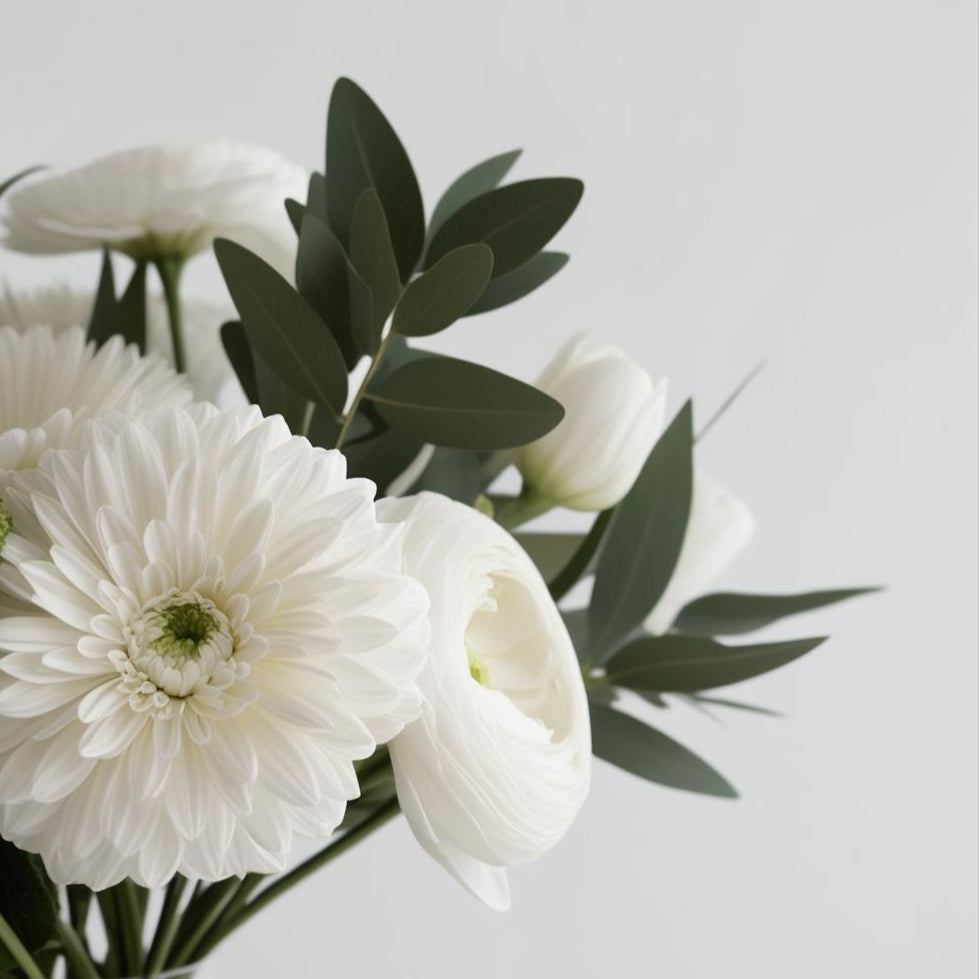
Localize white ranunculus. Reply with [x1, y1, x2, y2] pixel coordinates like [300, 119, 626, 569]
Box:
[0, 282, 243, 408]
[378, 492, 591, 911]
[519, 333, 668, 512]
[645, 471, 756, 634]
[0, 324, 191, 481]
[0, 143, 306, 276]
[0, 405, 429, 888]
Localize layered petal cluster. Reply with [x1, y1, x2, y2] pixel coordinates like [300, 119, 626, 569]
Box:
[645, 471, 756, 634]
[380, 493, 591, 911]
[0, 405, 429, 888]
[519, 333, 668, 511]
[0, 282, 242, 407]
[1, 143, 306, 276]
[0, 324, 191, 479]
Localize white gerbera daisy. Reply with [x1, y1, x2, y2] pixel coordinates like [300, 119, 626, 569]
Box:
[0, 282, 243, 408]
[0, 405, 428, 888]
[1, 143, 306, 275]
[0, 324, 192, 479]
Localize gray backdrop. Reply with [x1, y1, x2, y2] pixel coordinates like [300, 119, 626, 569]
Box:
[1, 1, 976, 976]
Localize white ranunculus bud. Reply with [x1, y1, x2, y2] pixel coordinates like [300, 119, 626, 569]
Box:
[519, 334, 668, 511]
[645, 471, 756, 634]
[378, 493, 591, 911]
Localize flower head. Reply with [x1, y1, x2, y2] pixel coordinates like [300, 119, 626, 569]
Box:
[519, 333, 668, 511]
[379, 493, 591, 911]
[1, 143, 306, 274]
[0, 405, 429, 888]
[1, 282, 242, 407]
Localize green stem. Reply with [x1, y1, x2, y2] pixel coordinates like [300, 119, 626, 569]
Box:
[0, 911, 47, 979]
[200, 797, 400, 955]
[144, 876, 188, 979]
[156, 257, 186, 374]
[334, 332, 396, 450]
[185, 875, 263, 965]
[115, 881, 144, 976]
[95, 891, 121, 978]
[54, 919, 101, 979]
[166, 878, 239, 970]
[494, 491, 553, 531]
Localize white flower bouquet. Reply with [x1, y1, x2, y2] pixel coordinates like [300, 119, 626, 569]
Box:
[0, 79, 875, 978]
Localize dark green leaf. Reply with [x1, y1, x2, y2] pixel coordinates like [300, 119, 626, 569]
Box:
[590, 704, 737, 797]
[253, 355, 310, 433]
[326, 78, 425, 280]
[465, 251, 568, 315]
[306, 404, 341, 448]
[674, 588, 881, 637]
[426, 178, 583, 276]
[548, 509, 614, 602]
[114, 262, 147, 352]
[344, 426, 426, 491]
[285, 198, 305, 235]
[367, 334, 440, 392]
[405, 447, 490, 503]
[605, 634, 826, 692]
[296, 213, 360, 368]
[0, 835, 59, 959]
[214, 238, 348, 413]
[349, 190, 401, 351]
[588, 402, 694, 663]
[86, 247, 118, 349]
[0, 165, 43, 200]
[393, 244, 493, 337]
[220, 321, 259, 405]
[366, 356, 564, 449]
[427, 149, 522, 241]
[307, 172, 328, 222]
[561, 608, 589, 659]
[515, 532, 586, 581]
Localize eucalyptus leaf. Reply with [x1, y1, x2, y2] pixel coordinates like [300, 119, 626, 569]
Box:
[589, 704, 737, 798]
[588, 402, 694, 664]
[0, 834, 59, 962]
[214, 238, 347, 413]
[114, 261, 147, 352]
[548, 508, 613, 602]
[220, 321, 259, 405]
[465, 251, 569, 315]
[0, 165, 43, 200]
[307, 172, 328, 223]
[349, 189, 401, 351]
[344, 425, 426, 492]
[605, 634, 826, 693]
[296, 213, 360, 368]
[561, 608, 589, 660]
[427, 149, 522, 240]
[285, 198, 305, 235]
[393, 244, 493, 337]
[306, 404, 341, 449]
[674, 588, 881, 637]
[253, 354, 310, 434]
[426, 178, 583, 276]
[406, 447, 488, 503]
[326, 78, 425, 280]
[86, 247, 118, 349]
[365, 356, 564, 449]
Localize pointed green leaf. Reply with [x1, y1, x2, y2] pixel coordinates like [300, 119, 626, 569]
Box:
[548, 508, 614, 602]
[0, 834, 59, 960]
[344, 426, 426, 491]
[214, 238, 347, 413]
[590, 704, 737, 798]
[349, 190, 400, 351]
[326, 78, 425, 280]
[220, 321, 259, 404]
[562, 608, 589, 659]
[296, 213, 360, 368]
[114, 262, 147, 352]
[426, 178, 583, 276]
[406, 447, 487, 503]
[674, 588, 881, 636]
[86, 248, 118, 348]
[393, 244, 493, 337]
[0, 165, 43, 200]
[285, 198, 305, 235]
[365, 356, 564, 449]
[588, 402, 694, 663]
[427, 149, 522, 240]
[465, 251, 568, 315]
[606, 634, 826, 693]
[252, 355, 310, 433]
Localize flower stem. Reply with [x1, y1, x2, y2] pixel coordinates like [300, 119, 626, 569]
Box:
[0, 911, 46, 979]
[334, 333, 396, 450]
[54, 919, 101, 979]
[156, 256, 187, 374]
[494, 491, 553, 531]
[115, 880, 145, 976]
[166, 877, 239, 970]
[144, 875, 188, 979]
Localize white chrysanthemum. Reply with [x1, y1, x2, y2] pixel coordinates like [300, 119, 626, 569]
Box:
[0, 324, 191, 480]
[0, 405, 429, 888]
[1, 143, 306, 276]
[379, 493, 591, 911]
[0, 282, 243, 408]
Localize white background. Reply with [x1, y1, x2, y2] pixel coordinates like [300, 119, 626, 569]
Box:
[1, 2, 976, 976]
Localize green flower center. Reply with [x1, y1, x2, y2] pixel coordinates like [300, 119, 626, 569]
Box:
[468, 648, 491, 687]
[0, 497, 11, 557]
[150, 601, 219, 661]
